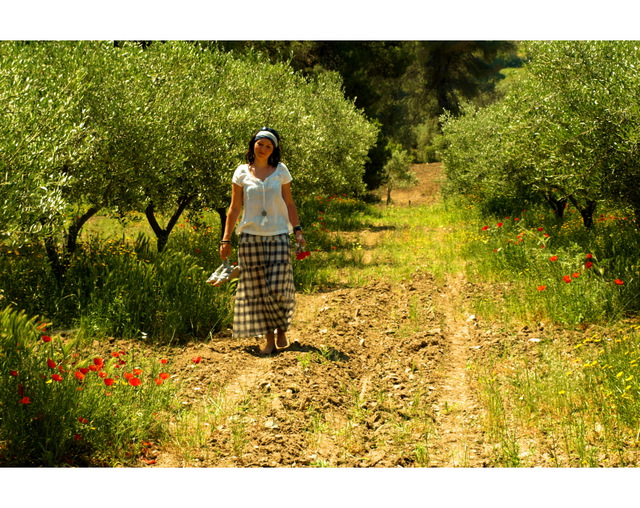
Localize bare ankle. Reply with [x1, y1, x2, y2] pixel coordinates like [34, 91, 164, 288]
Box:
[260, 332, 276, 355]
[276, 329, 288, 348]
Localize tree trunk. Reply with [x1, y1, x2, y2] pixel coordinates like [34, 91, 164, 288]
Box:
[145, 195, 196, 252]
[568, 196, 597, 230]
[43, 234, 64, 286]
[65, 206, 101, 256]
[543, 194, 567, 222]
[41, 205, 101, 285]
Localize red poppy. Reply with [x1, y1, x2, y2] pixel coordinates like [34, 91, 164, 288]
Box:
[129, 377, 142, 387]
[192, 356, 202, 364]
[159, 372, 170, 380]
[10, 370, 18, 377]
[572, 272, 580, 278]
[537, 285, 547, 291]
[160, 359, 168, 364]
[123, 372, 134, 380]
[537, 227, 544, 231]
[563, 275, 572, 283]
[19, 397, 31, 405]
[585, 261, 593, 269]
[89, 365, 99, 372]
[104, 378, 115, 386]
[93, 358, 104, 368]
[296, 251, 311, 261]
[497, 222, 503, 227]
[586, 253, 593, 259]
[51, 374, 63, 382]
[133, 368, 143, 376]
[79, 367, 89, 375]
[78, 417, 88, 424]
[482, 226, 489, 231]
[98, 371, 107, 378]
[74, 434, 82, 441]
[615, 279, 624, 285]
[47, 359, 56, 369]
[74, 371, 85, 381]
[154, 378, 163, 386]
[42, 335, 52, 342]
[111, 352, 120, 358]
[550, 256, 558, 262]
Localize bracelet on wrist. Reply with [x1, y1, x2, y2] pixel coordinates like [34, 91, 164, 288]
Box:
[293, 225, 302, 234]
[220, 240, 231, 245]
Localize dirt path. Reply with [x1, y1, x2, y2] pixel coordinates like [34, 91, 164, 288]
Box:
[427, 274, 488, 467]
[144, 163, 490, 467]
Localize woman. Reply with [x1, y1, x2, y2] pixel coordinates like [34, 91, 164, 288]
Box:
[219, 128, 306, 355]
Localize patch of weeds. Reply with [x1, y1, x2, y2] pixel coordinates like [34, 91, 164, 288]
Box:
[414, 432, 431, 467]
[229, 415, 248, 457]
[309, 459, 331, 467]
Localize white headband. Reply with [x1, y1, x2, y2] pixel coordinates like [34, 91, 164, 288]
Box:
[255, 130, 278, 148]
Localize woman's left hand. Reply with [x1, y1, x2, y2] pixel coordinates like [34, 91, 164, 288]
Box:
[295, 233, 306, 247]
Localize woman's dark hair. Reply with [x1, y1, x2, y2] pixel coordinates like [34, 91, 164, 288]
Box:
[245, 127, 281, 167]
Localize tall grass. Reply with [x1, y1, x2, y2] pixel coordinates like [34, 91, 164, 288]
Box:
[475, 325, 640, 466]
[1, 224, 234, 343]
[449, 200, 639, 325]
[440, 196, 640, 467]
[0, 306, 178, 466]
[76, 237, 234, 342]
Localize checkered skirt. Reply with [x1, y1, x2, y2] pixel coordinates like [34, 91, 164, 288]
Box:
[232, 233, 296, 338]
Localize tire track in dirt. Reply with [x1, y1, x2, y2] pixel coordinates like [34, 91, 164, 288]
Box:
[427, 273, 488, 467]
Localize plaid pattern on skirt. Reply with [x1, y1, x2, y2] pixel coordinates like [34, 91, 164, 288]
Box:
[232, 233, 296, 338]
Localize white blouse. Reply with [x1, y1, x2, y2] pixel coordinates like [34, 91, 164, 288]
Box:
[232, 162, 293, 236]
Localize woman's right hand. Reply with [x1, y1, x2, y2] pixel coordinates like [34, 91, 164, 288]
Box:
[219, 243, 231, 260]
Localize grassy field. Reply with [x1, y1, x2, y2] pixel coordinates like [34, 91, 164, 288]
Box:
[3, 188, 640, 469]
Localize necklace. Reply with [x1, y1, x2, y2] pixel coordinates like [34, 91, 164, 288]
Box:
[260, 182, 268, 226]
[251, 164, 270, 226]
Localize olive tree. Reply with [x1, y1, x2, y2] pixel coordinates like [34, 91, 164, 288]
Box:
[505, 41, 640, 227]
[2, 41, 379, 263]
[442, 41, 640, 228]
[382, 142, 416, 205]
